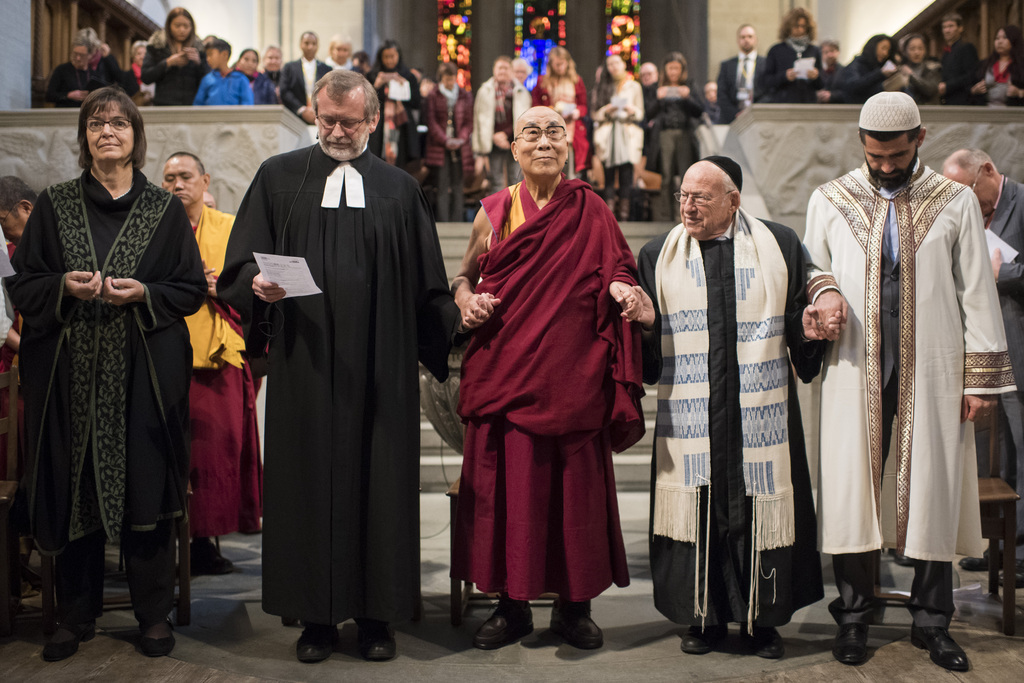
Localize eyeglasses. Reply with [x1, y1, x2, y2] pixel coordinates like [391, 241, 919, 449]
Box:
[515, 125, 566, 142]
[674, 191, 723, 207]
[71, 50, 91, 61]
[86, 118, 131, 133]
[317, 115, 366, 133]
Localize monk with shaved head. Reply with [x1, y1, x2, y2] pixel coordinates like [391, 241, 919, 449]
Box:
[452, 106, 652, 650]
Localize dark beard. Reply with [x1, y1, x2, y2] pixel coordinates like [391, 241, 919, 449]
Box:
[867, 151, 918, 191]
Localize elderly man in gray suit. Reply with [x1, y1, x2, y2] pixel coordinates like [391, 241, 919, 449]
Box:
[943, 148, 1024, 588]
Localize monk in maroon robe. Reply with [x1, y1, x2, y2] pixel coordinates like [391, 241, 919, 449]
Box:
[452, 106, 652, 651]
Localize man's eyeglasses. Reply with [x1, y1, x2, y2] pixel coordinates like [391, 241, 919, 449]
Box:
[674, 191, 722, 207]
[86, 118, 131, 133]
[317, 116, 366, 133]
[515, 125, 567, 143]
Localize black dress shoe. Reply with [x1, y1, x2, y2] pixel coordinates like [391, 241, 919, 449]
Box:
[296, 624, 339, 663]
[42, 622, 96, 662]
[473, 597, 533, 650]
[892, 553, 914, 567]
[357, 619, 396, 661]
[958, 549, 994, 572]
[832, 623, 868, 665]
[911, 626, 969, 671]
[742, 625, 784, 659]
[140, 620, 176, 658]
[191, 537, 235, 575]
[550, 599, 603, 649]
[680, 624, 727, 655]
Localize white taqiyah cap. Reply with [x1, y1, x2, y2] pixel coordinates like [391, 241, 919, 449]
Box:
[858, 91, 921, 132]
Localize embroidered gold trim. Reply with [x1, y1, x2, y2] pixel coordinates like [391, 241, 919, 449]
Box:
[893, 193, 915, 552]
[964, 351, 1015, 389]
[808, 274, 838, 300]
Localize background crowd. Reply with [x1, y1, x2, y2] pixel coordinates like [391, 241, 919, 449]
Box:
[43, 8, 1024, 224]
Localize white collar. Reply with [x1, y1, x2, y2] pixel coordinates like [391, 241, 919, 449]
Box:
[739, 51, 758, 61]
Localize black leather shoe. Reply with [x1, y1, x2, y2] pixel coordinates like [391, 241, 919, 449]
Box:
[832, 623, 868, 665]
[42, 622, 96, 662]
[680, 624, 727, 655]
[191, 537, 235, 575]
[892, 553, 914, 567]
[911, 626, 969, 671]
[550, 599, 603, 649]
[742, 626, 784, 659]
[296, 624, 338, 663]
[958, 550, 993, 572]
[357, 620, 396, 661]
[473, 597, 533, 650]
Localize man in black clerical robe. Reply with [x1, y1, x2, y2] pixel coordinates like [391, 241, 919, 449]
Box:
[217, 70, 460, 663]
[637, 157, 829, 659]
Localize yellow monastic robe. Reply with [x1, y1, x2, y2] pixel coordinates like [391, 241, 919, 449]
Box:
[186, 206, 245, 369]
[804, 165, 1014, 562]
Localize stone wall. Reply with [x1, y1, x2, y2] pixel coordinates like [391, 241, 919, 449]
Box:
[0, 105, 310, 214]
[725, 104, 1024, 237]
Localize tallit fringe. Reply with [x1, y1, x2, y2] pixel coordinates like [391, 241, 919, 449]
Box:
[653, 485, 700, 542]
[753, 491, 795, 551]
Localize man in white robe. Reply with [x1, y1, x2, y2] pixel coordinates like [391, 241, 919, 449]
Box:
[803, 92, 1014, 672]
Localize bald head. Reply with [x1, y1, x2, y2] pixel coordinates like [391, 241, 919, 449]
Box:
[514, 106, 567, 138]
[943, 148, 1002, 219]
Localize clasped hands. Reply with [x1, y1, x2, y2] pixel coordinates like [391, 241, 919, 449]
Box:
[802, 289, 847, 341]
[65, 270, 145, 305]
[610, 281, 654, 327]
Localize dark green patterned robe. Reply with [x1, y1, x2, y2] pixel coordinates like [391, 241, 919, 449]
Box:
[6, 170, 207, 553]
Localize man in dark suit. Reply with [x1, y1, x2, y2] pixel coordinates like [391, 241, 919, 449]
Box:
[938, 13, 979, 105]
[279, 31, 332, 123]
[816, 39, 846, 103]
[717, 24, 765, 123]
[944, 148, 1024, 588]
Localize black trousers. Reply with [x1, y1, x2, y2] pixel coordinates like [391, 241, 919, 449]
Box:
[55, 519, 177, 630]
[829, 375, 954, 628]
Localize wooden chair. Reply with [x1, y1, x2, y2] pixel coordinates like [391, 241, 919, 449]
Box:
[977, 401, 1019, 636]
[446, 476, 555, 626]
[0, 367, 20, 636]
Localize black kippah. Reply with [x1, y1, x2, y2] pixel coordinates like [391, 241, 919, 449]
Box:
[701, 155, 743, 192]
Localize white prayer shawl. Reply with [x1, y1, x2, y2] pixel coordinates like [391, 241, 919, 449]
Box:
[653, 209, 794, 627]
[805, 165, 1014, 561]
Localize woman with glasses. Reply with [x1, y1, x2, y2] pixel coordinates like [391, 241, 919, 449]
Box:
[7, 87, 206, 662]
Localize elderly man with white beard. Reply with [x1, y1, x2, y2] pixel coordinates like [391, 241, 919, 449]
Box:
[218, 69, 462, 664]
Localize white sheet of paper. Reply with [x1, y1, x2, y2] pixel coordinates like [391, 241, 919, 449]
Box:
[793, 57, 815, 79]
[559, 102, 577, 118]
[986, 229, 1019, 263]
[388, 79, 411, 102]
[253, 252, 322, 298]
[611, 95, 628, 110]
[0, 247, 13, 277]
[344, 165, 365, 208]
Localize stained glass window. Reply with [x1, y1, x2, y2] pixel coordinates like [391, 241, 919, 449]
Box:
[514, 0, 567, 91]
[438, 0, 473, 89]
[606, 0, 640, 74]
